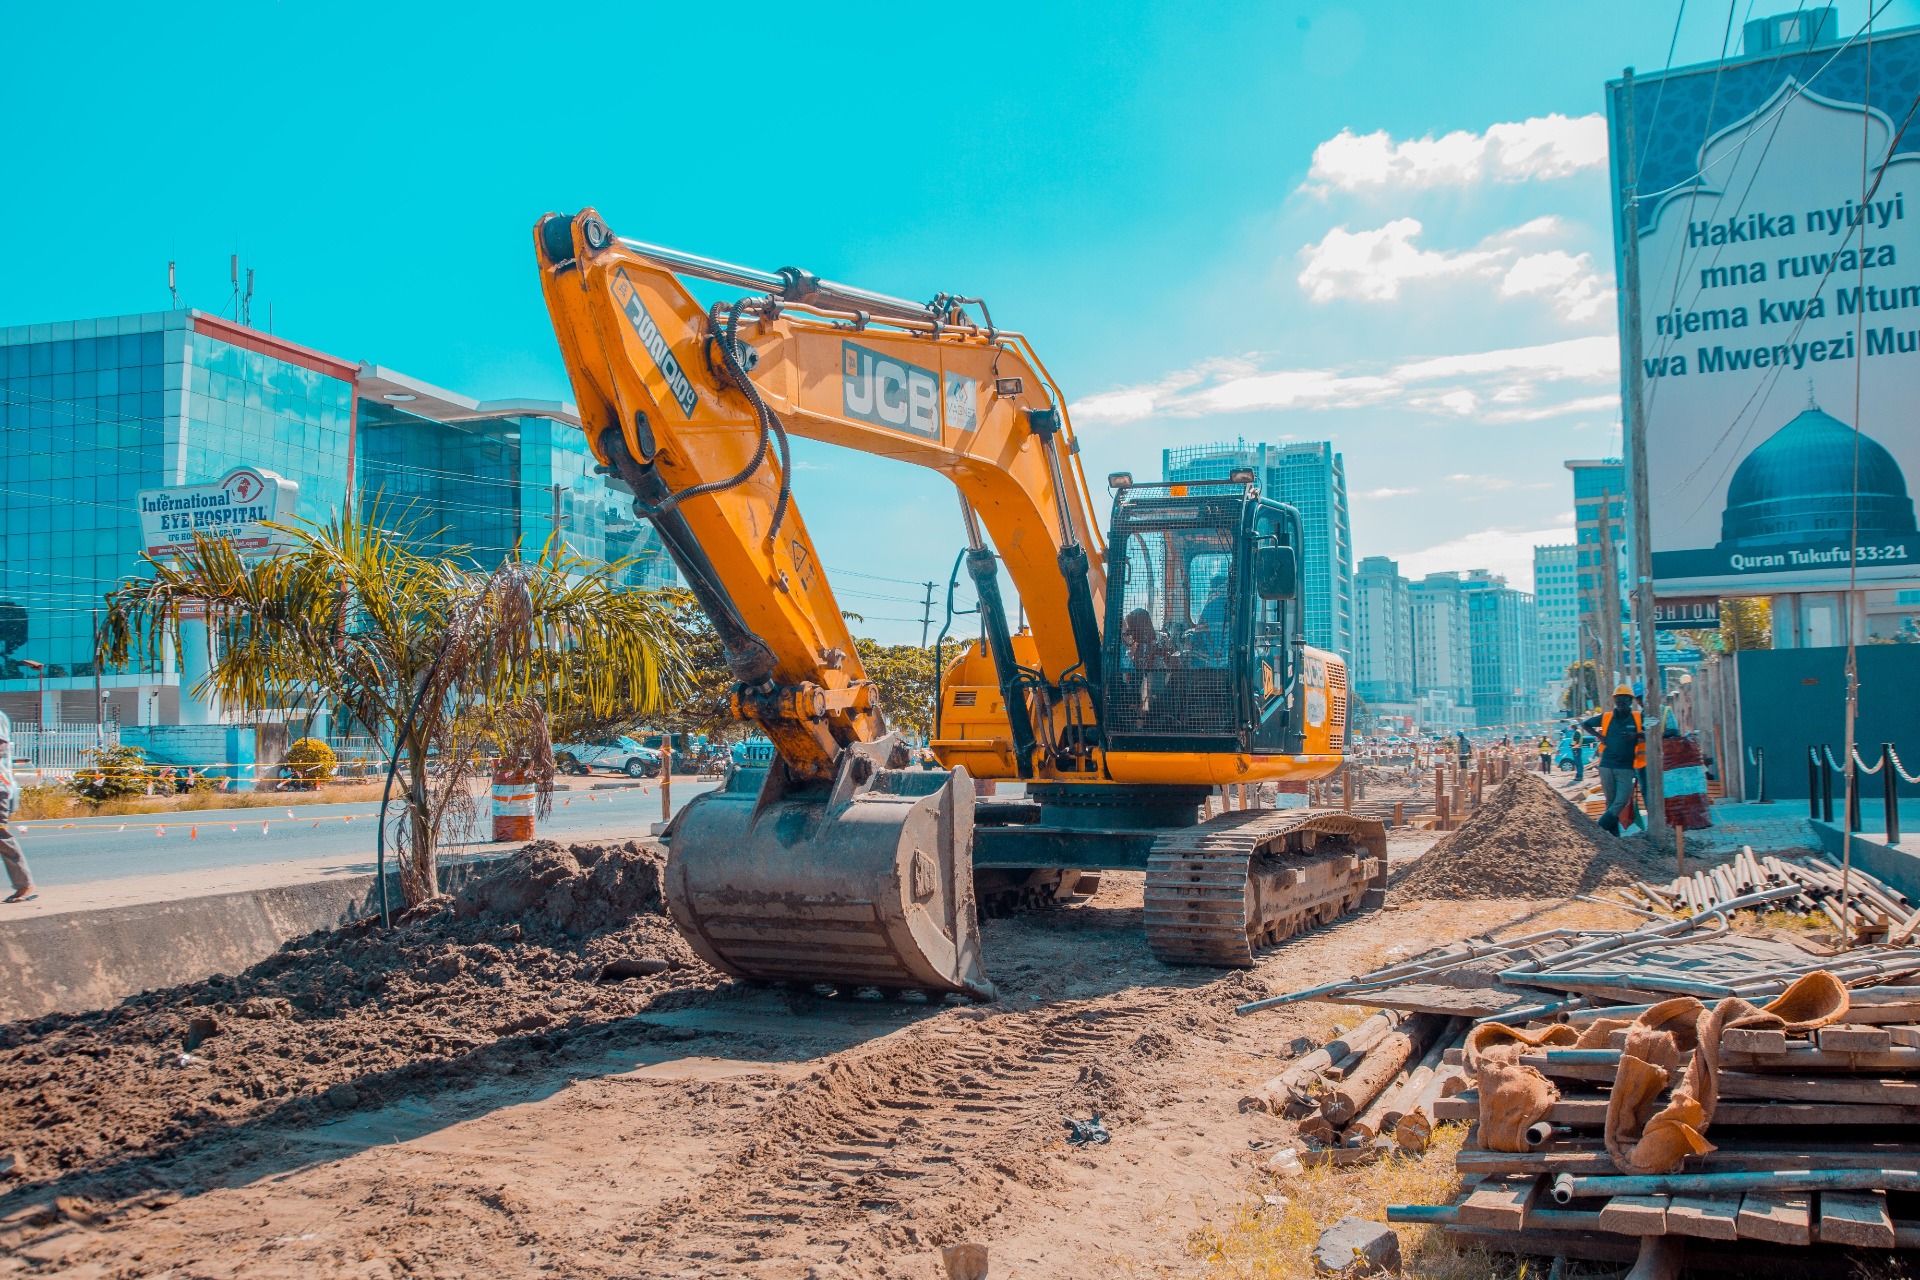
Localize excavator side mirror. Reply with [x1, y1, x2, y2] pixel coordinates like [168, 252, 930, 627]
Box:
[1253, 546, 1297, 601]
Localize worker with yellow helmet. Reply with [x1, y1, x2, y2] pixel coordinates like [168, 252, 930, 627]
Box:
[1581, 684, 1644, 835]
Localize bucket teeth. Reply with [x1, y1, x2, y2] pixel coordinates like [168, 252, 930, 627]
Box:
[1144, 808, 1386, 967]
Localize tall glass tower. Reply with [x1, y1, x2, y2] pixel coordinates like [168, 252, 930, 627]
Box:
[1161, 439, 1355, 659]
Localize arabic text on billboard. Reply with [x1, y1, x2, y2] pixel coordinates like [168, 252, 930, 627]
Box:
[137, 467, 296, 559]
[1610, 27, 1920, 595]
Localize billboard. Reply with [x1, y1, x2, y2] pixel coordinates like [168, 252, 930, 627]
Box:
[1609, 25, 1920, 596]
[137, 467, 298, 560]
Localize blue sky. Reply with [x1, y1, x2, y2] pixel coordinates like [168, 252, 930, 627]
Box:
[8, 0, 1917, 642]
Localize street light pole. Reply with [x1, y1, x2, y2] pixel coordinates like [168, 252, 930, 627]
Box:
[18, 660, 44, 772]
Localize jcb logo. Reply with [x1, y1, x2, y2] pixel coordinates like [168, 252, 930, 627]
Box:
[842, 341, 939, 438]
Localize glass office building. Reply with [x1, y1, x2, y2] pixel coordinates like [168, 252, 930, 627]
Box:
[0, 310, 674, 729]
[1162, 439, 1355, 659]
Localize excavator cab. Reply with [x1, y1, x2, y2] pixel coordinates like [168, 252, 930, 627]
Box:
[1101, 478, 1305, 757]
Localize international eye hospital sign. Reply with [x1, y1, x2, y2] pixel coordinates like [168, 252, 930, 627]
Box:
[137, 467, 298, 560]
[1609, 32, 1920, 594]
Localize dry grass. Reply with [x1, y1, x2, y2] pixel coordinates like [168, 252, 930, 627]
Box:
[13, 782, 386, 820]
[1190, 1119, 1636, 1280]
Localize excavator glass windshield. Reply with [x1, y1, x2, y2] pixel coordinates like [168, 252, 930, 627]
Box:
[1102, 491, 1246, 745]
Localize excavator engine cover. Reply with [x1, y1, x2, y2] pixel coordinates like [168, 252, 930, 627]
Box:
[664, 738, 991, 998]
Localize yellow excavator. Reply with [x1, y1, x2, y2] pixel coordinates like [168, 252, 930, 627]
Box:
[534, 210, 1386, 999]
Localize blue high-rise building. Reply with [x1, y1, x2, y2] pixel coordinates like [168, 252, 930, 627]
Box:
[1567, 458, 1630, 681]
[1162, 439, 1355, 659]
[0, 309, 674, 729]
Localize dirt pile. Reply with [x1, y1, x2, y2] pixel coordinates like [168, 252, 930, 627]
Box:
[0, 840, 716, 1195]
[1393, 770, 1670, 900]
[454, 838, 665, 935]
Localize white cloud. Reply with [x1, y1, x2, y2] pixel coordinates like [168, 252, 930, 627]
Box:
[1394, 335, 1618, 383]
[1501, 249, 1611, 322]
[1389, 521, 1577, 591]
[1361, 486, 1419, 499]
[1068, 335, 1618, 427]
[1304, 114, 1608, 193]
[1297, 219, 1613, 321]
[1296, 218, 1501, 302]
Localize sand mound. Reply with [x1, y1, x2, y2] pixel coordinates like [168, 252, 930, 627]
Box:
[455, 839, 665, 935]
[1394, 770, 1670, 900]
[0, 839, 716, 1192]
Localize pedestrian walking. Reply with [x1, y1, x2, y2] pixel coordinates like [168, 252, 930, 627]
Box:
[0, 709, 32, 903]
[1582, 685, 1645, 836]
[1536, 733, 1553, 773]
[1455, 730, 1471, 771]
[1570, 732, 1587, 783]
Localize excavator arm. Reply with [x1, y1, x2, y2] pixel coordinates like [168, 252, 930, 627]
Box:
[534, 209, 1120, 998]
[535, 209, 1105, 785]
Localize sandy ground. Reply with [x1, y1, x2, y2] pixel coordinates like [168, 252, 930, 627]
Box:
[0, 824, 1656, 1280]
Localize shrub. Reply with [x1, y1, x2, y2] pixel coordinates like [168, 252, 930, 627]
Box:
[70, 745, 153, 802]
[284, 737, 337, 789]
[13, 783, 76, 820]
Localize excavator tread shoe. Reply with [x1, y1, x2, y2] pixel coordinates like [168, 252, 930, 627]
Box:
[1143, 807, 1387, 968]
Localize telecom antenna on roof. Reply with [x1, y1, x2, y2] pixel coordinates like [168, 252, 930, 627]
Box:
[230, 254, 239, 319]
[243, 268, 255, 327]
[167, 261, 178, 309]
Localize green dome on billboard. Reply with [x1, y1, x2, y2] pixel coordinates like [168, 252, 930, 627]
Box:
[1717, 402, 1915, 548]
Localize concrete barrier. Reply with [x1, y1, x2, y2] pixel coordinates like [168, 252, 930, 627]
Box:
[0, 858, 507, 1025]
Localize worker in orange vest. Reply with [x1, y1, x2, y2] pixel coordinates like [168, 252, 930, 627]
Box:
[1581, 684, 1644, 836]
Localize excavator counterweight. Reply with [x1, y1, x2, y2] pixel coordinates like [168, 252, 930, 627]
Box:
[534, 211, 1385, 995]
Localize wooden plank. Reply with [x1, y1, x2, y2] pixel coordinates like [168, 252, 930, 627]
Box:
[1889, 1025, 1920, 1049]
[1665, 1195, 1740, 1240]
[1717, 1071, 1920, 1105]
[1435, 1091, 1920, 1126]
[1455, 1174, 1540, 1231]
[1818, 1191, 1896, 1248]
[1736, 1192, 1812, 1245]
[1541, 1044, 1920, 1072]
[1818, 1024, 1896, 1054]
[1721, 1046, 1920, 1072]
[1720, 1027, 1788, 1055]
[1596, 1194, 1668, 1236]
[1455, 1145, 1920, 1176]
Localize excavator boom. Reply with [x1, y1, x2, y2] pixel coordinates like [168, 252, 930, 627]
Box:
[533, 211, 1382, 995]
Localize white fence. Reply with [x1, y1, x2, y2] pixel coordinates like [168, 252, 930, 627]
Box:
[9, 724, 119, 771]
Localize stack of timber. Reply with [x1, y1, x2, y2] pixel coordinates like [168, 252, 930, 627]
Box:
[1605, 848, 1920, 944]
[1241, 1010, 1471, 1165]
[1374, 957, 1920, 1269]
[1241, 892, 1920, 1269]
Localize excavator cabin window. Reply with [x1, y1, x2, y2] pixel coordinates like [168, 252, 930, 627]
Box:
[1103, 503, 1243, 747]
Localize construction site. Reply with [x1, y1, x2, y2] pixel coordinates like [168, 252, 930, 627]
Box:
[11, 4, 1920, 1278]
[7, 740, 1917, 1279]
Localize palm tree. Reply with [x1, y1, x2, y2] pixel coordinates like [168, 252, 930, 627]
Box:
[99, 509, 688, 906]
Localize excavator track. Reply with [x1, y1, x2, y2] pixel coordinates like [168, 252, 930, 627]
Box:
[1144, 808, 1387, 967]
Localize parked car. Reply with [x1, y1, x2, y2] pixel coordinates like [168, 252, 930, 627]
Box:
[730, 736, 776, 768]
[555, 736, 661, 778]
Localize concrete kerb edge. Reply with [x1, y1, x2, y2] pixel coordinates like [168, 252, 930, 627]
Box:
[0, 854, 513, 1025]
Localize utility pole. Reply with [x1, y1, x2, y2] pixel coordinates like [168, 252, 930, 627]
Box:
[918, 580, 936, 648]
[1620, 67, 1669, 849]
[1597, 487, 1623, 684]
[93, 608, 103, 742]
[551, 483, 564, 551]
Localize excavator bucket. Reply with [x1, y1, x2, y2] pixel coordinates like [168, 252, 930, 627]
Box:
[663, 739, 991, 999]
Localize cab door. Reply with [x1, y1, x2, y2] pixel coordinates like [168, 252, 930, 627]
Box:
[1248, 505, 1300, 755]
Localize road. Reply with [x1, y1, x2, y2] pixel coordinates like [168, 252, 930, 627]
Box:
[6, 776, 721, 913]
